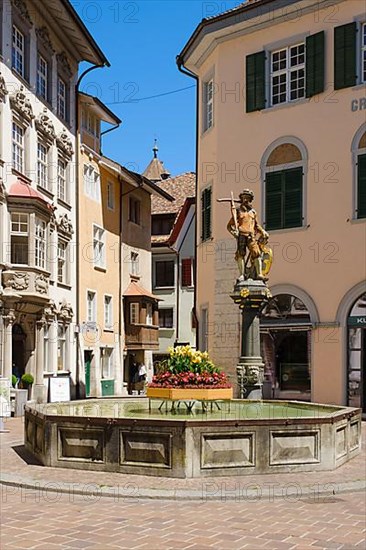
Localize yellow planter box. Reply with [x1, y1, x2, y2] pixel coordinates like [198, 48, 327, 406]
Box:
[146, 387, 233, 401]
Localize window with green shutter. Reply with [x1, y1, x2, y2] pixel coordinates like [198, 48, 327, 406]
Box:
[265, 168, 303, 230]
[306, 31, 325, 97]
[201, 187, 212, 241]
[334, 23, 357, 90]
[357, 154, 366, 219]
[246, 51, 266, 112]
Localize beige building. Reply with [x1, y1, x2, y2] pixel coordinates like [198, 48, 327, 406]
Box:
[178, 0, 366, 411]
[78, 101, 173, 396]
[0, 0, 108, 402]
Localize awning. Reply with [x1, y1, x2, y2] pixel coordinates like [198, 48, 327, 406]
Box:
[8, 180, 53, 210]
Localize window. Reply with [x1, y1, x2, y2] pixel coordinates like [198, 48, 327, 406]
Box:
[87, 291, 96, 323]
[37, 142, 48, 189]
[246, 32, 324, 112]
[104, 295, 113, 329]
[129, 197, 140, 224]
[201, 187, 212, 241]
[130, 302, 139, 324]
[58, 240, 68, 284]
[159, 308, 173, 329]
[43, 324, 50, 373]
[12, 122, 24, 173]
[155, 260, 174, 287]
[57, 76, 66, 120]
[130, 252, 139, 275]
[84, 165, 100, 201]
[271, 44, 305, 106]
[107, 181, 114, 210]
[181, 258, 193, 287]
[12, 26, 24, 77]
[146, 303, 153, 326]
[93, 225, 105, 268]
[37, 53, 48, 100]
[57, 324, 66, 371]
[151, 214, 175, 235]
[35, 217, 46, 269]
[334, 23, 357, 90]
[101, 348, 113, 379]
[265, 168, 303, 230]
[203, 79, 214, 131]
[57, 157, 67, 202]
[362, 23, 366, 84]
[11, 213, 28, 265]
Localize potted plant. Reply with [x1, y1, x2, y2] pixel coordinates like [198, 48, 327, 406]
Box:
[12, 375, 18, 388]
[20, 373, 34, 399]
[147, 346, 232, 401]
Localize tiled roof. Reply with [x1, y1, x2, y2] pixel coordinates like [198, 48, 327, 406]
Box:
[123, 281, 161, 300]
[204, 1, 247, 20]
[151, 172, 196, 215]
[143, 158, 170, 182]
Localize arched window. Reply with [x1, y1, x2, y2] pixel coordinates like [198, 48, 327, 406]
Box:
[354, 129, 366, 219]
[347, 293, 366, 411]
[262, 138, 307, 231]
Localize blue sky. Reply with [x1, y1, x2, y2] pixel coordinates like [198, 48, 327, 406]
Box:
[73, 0, 241, 176]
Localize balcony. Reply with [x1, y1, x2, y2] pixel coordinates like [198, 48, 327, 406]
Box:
[125, 323, 159, 350]
[2, 268, 50, 308]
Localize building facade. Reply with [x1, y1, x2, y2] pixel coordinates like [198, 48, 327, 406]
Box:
[178, 0, 366, 411]
[0, 0, 108, 402]
[144, 152, 196, 365]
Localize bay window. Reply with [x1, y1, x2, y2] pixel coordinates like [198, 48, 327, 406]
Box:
[11, 213, 29, 265]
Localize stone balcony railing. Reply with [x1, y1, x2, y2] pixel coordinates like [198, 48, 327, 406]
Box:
[125, 323, 159, 350]
[2, 268, 50, 302]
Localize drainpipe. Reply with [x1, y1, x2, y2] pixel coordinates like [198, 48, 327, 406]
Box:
[176, 57, 199, 348]
[74, 62, 108, 399]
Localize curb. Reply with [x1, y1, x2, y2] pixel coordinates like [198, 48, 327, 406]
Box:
[1, 473, 365, 501]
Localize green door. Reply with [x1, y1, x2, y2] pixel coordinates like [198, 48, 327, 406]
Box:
[101, 379, 115, 396]
[84, 351, 92, 397]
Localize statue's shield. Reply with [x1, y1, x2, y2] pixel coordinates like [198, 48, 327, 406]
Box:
[262, 246, 273, 276]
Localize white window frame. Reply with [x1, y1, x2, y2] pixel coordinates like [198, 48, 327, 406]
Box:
[57, 76, 66, 120]
[107, 181, 114, 210]
[130, 251, 139, 275]
[87, 290, 97, 323]
[10, 212, 29, 265]
[130, 302, 139, 325]
[37, 141, 48, 189]
[270, 42, 305, 106]
[35, 217, 46, 269]
[57, 324, 67, 371]
[37, 53, 48, 100]
[12, 121, 24, 173]
[12, 25, 24, 77]
[93, 224, 105, 268]
[57, 156, 67, 202]
[101, 347, 113, 379]
[57, 239, 68, 284]
[203, 79, 214, 131]
[146, 302, 153, 326]
[104, 295, 113, 329]
[84, 165, 101, 202]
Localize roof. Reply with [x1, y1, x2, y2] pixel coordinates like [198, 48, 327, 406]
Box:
[143, 158, 170, 182]
[79, 93, 121, 125]
[123, 281, 161, 301]
[151, 172, 196, 215]
[177, 0, 278, 65]
[8, 180, 53, 208]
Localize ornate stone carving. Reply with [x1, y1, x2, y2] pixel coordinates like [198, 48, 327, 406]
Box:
[57, 214, 74, 236]
[0, 178, 6, 202]
[56, 52, 72, 78]
[35, 108, 56, 142]
[35, 274, 49, 294]
[11, 0, 32, 25]
[4, 309, 16, 326]
[10, 86, 35, 125]
[36, 26, 55, 53]
[0, 73, 8, 103]
[58, 299, 73, 323]
[43, 300, 57, 321]
[3, 272, 29, 291]
[56, 129, 74, 158]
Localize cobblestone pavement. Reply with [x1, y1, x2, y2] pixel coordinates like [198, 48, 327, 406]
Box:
[1, 418, 365, 549]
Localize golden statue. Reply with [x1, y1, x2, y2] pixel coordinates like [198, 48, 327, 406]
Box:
[218, 189, 273, 281]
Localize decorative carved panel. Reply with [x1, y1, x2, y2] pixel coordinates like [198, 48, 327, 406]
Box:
[58, 427, 105, 462]
[201, 433, 255, 469]
[10, 87, 34, 125]
[120, 431, 172, 467]
[270, 430, 320, 465]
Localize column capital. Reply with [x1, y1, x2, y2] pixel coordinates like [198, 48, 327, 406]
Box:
[4, 309, 16, 326]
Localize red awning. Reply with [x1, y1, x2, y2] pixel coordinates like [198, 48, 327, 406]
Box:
[8, 180, 53, 208]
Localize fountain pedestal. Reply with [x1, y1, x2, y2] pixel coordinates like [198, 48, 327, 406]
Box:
[231, 279, 271, 399]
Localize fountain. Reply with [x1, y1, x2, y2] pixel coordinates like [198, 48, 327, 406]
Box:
[24, 189, 362, 478]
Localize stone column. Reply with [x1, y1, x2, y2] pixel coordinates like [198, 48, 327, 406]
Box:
[3, 309, 15, 380]
[33, 317, 46, 403]
[230, 280, 271, 399]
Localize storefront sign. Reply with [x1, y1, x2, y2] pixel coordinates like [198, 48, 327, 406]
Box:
[351, 97, 366, 112]
[49, 376, 70, 403]
[348, 316, 366, 326]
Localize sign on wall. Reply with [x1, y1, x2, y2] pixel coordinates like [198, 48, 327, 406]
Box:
[49, 376, 70, 403]
[348, 316, 366, 326]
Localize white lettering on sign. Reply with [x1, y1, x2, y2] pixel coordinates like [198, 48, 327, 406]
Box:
[351, 98, 366, 112]
[356, 317, 366, 324]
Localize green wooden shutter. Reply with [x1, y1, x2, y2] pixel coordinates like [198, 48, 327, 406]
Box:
[357, 154, 366, 219]
[334, 23, 357, 90]
[306, 31, 325, 97]
[265, 172, 283, 230]
[201, 188, 212, 241]
[284, 168, 303, 228]
[246, 51, 266, 113]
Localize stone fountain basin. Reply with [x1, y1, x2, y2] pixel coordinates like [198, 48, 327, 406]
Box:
[24, 399, 361, 478]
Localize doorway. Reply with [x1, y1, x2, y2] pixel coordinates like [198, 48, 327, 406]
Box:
[347, 293, 366, 414]
[84, 351, 93, 397]
[12, 324, 26, 380]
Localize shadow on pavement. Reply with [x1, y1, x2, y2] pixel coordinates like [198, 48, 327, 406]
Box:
[11, 445, 43, 466]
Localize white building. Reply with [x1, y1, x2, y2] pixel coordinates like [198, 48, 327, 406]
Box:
[0, 0, 108, 402]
